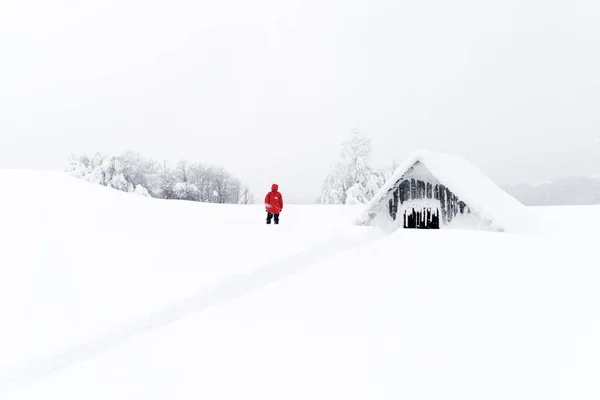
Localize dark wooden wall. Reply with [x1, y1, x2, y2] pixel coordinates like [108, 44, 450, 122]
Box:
[387, 178, 468, 225]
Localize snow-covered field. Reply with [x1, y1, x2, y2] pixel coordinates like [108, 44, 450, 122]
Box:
[1, 171, 599, 399]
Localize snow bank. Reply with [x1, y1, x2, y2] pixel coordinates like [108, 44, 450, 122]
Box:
[357, 150, 540, 233]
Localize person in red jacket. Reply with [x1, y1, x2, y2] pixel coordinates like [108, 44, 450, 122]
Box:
[265, 183, 283, 224]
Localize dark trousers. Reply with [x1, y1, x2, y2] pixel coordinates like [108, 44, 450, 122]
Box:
[266, 212, 279, 224]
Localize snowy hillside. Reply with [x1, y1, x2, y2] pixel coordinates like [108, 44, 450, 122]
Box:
[505, 175, 600, 206]
[1, 171, 600, 399]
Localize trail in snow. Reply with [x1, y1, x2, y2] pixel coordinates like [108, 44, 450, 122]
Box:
[0, 229, 383, 394]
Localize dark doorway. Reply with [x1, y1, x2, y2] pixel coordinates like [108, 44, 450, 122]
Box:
[403, 207, 440, 229]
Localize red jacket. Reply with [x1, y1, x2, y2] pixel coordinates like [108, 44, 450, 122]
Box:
[265, 184, 283, 214]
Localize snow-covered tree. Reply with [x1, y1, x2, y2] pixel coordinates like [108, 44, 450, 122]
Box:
[66, 154, 92, 179]
[118, 150, 161, 197]
[134, 184, 151, 197]
[319, 162, 345, 204]
[108, 172, 132, 192]
[345, 181, 369, 204]
[319, 129, 387, 205]
[65, 150, 254, 204]
[159, 161, 177, 200]
[172, 181, 200, 201]
[210, 167, 233, 204]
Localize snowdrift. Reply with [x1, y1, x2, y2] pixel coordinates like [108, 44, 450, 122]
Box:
[0, 171, 369, 385]
[1, 170, 600, 400]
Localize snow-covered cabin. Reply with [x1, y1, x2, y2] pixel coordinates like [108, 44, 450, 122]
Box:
[356, 151, 537, 233]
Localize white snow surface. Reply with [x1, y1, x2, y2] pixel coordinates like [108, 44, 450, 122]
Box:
[1, 170, 600, 399]
[357, 150, 539, 233]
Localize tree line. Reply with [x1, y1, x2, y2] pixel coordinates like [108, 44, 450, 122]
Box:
[67, 151, 255, 204]
[67, 130, 392, 206]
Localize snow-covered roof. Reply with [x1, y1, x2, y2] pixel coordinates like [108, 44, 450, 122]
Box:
[357, 150, 539, 233]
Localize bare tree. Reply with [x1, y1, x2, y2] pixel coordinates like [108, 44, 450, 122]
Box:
[240, 186, 256, 204]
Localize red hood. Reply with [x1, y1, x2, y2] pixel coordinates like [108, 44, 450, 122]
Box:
[271, 184, 279, 192]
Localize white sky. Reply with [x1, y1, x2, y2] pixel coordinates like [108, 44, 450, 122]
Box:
[1, 0, 599, 202]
